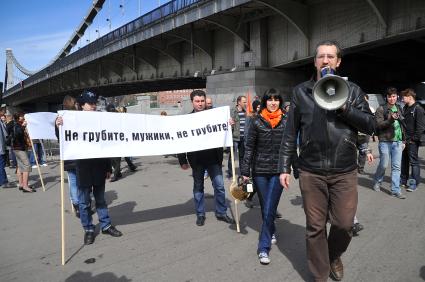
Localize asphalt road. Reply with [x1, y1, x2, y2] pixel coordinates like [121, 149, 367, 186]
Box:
[0, 141, 424, 282]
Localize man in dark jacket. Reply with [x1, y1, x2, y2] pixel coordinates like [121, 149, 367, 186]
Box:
[372, 87, 406, 198]
[57, 91, 122, 245]
[400, 88, 425, 191]
[178, 90, 234, 227]
[279, 40, 375, 281]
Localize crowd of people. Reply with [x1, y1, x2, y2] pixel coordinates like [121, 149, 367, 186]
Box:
[1, 39, 424, 281]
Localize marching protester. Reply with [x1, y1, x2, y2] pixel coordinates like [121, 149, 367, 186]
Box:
[227, 95, 247, 178]
[279, 40, 375, 281]
[55, 95, 81, 217]
[178, 90, 234, 226]
[56, 91, 122, 245]
[117, 106, 138, 171]
[106, 104, 123, 183]
[0, 115, 11, 188]
[240, 89, 287, 265]
[9, 112, 34, 193]
[205, 97, 213, 110]
[5, 112, 17, 168]
[372, 87, 406, 199]
[400, 88, 425, 192]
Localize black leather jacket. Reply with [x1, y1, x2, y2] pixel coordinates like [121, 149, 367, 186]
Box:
[279, 79, 375, 175]
[241, 114, 286, 176]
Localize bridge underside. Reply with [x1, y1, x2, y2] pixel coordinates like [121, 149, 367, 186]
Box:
[280, 34, 425, 94]
[4, 0, 425, 110]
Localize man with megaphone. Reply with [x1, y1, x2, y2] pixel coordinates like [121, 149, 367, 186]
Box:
[279, 40, 375, 282]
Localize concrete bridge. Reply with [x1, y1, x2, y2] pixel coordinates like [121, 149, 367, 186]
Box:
[3, 0, 425, 110]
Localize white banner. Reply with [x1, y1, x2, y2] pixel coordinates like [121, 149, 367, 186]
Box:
[58, 106, 233, 160]
[25, 112, 58, 140]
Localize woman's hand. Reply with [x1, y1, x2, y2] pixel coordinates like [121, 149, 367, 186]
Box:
[55, 116, 63, 126]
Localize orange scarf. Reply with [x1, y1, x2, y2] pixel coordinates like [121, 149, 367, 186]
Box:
[260, 109, 283, 128]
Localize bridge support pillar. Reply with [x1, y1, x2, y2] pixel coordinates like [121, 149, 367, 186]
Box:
[206, 68, 307, 105]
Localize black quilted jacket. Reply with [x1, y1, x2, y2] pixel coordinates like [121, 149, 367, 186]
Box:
[240, 113, 286, 176]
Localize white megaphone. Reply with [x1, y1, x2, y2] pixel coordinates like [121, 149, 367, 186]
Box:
[313, 67, 349, 110]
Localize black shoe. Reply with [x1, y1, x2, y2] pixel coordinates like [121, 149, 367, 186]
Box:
[109, 177, 118, 182]
[73, 204, 80, 218]
[196, 215, 205, 226]
[101, 226, 123, 237]
[216, 214, 235, 224]
[129, 165, 137, 172]
[245, 199, 254, 209]
[22, 187, 36, 193]
[117, 172, 123, 178]
[352, 222, 364, 236]
[18, 186, 23, 191]
[84, 231, 95, 245]
[275, 211, 283, 219]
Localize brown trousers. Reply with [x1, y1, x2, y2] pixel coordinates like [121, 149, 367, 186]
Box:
[299, 169, 358, 281]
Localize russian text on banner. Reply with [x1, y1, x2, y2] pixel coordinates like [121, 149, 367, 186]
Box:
[59, 106, 233, 160]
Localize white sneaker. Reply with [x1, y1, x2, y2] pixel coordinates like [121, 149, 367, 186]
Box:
[41, 163, 48, 167]
[258, 252, 270, 265]
[31, 165, 37, 169]
[271, 234, 277, 245]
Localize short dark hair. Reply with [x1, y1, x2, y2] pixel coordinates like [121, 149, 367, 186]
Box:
[236, 95, 246, 104]
[400, 88, 416, 99]
[314, 40, 343, 59]
[190, 90, 206, 101]
[386, 87, 398, 96]
[260, 88, 283, 111]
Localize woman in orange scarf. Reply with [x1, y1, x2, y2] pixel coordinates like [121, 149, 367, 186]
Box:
[240, 88, 287, 265]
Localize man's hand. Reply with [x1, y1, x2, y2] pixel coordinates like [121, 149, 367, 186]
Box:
[106, 172, 111, 179]
[181, 164, 190, 170]
[242, 175, 250, 182]
[279, 173, 291, 190]
[229, 118, 235, 126]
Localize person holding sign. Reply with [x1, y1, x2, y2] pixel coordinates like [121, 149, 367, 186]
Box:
[178, 90, 234, 227]
[240, 89, 287, 265]
[56, 91, 122, 245]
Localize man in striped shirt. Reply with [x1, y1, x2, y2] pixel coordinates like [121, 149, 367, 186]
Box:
[227, 95, 247, 178]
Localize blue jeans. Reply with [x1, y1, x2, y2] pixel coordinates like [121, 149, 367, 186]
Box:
[78, 184, 111, 231]
[67, 170, 79, 204]
[192, 164, 227, 216]
[374, 141, 403, 194]
[29, 143, 45, 166]
[401, 141, 420, 187]
[254, 174, 283, 254]
[0, 154, 8, 185]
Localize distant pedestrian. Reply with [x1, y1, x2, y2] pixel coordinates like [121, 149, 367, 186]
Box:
[400, 88, 425, 192]
[227, 95, 247, 178]
[373, 87, 406, 199]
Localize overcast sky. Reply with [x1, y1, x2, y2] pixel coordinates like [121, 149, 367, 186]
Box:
[0, 0, 163, 88]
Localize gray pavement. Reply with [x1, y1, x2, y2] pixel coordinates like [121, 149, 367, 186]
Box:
[0, 141, 425, 282]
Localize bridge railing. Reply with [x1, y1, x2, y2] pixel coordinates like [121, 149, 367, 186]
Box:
[6, 0, 204, 96]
